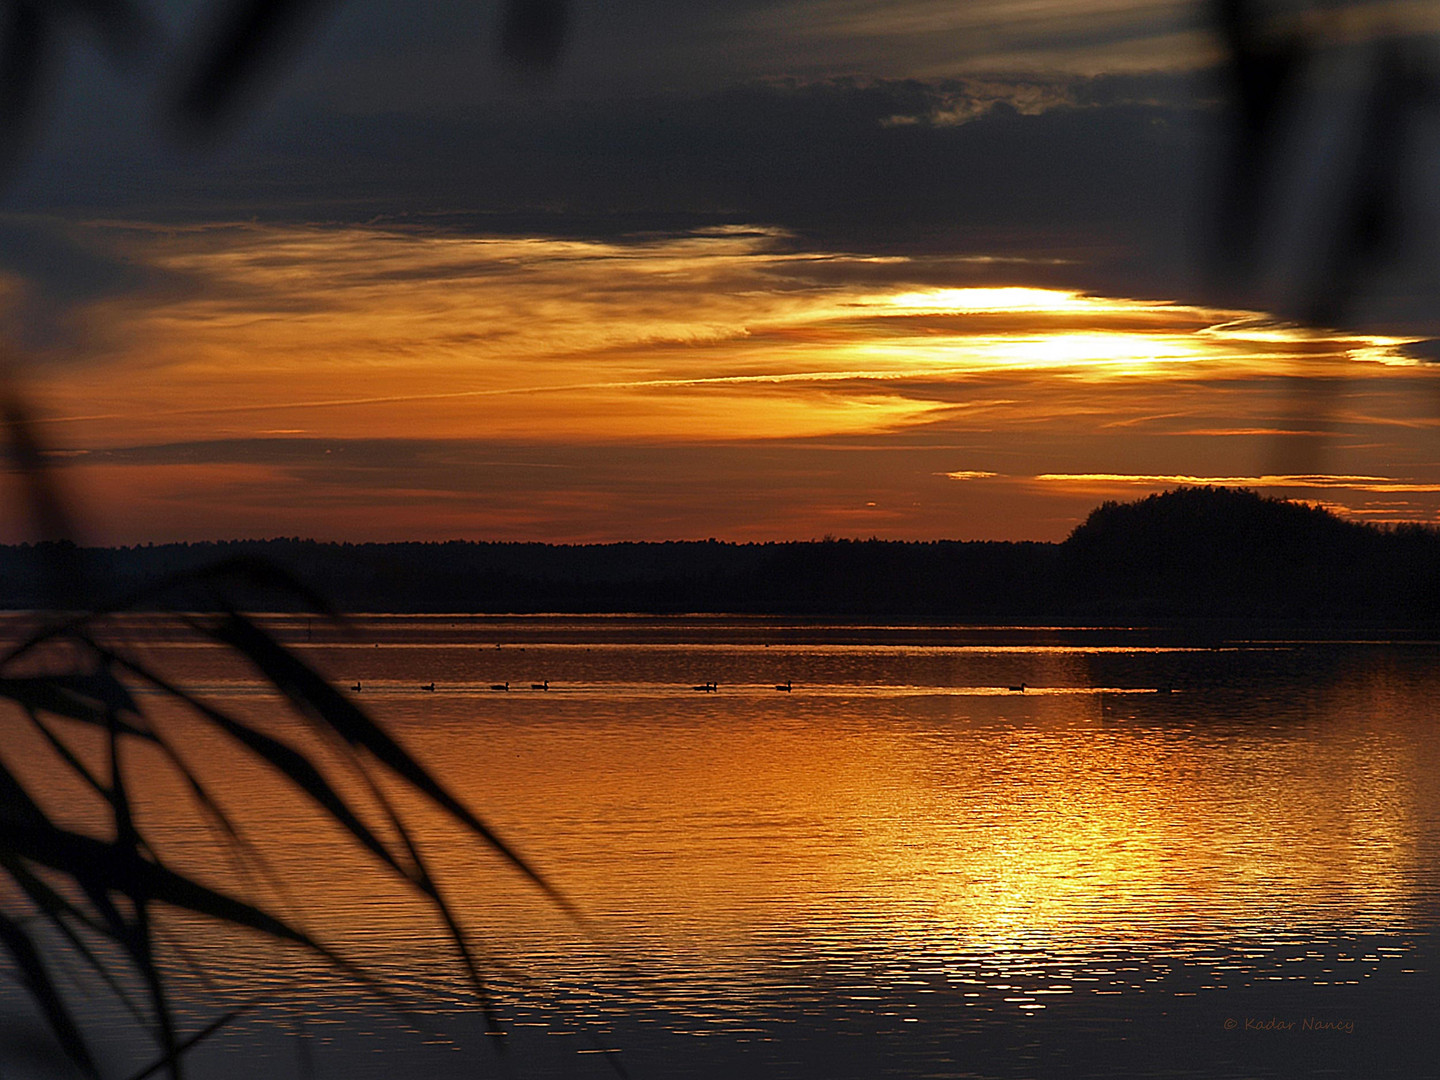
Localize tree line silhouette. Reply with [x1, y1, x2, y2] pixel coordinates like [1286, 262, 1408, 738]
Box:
[5, 488, 1435, 623]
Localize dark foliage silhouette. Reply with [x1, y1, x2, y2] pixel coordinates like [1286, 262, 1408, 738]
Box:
[1057, 486, 1434, 621]
[4, 489, 1433, 625]
[2, 1, 1435, 1074]
[1, 3, 578, 1076]
[1208, 0, 1438, 326]
[0, 440, 579, 1078]
[0, 0, 570, 158]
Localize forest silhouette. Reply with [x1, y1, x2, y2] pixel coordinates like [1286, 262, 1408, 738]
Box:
[3, 487, 1433, 624]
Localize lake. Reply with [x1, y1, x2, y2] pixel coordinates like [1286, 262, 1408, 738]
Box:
[3, 616, 1439, 1079]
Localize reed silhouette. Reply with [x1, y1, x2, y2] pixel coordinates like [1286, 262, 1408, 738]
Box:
[0, 3, 578, 1076]
[1, 400, 587, 1079]
[1, 2, 1434, 1076]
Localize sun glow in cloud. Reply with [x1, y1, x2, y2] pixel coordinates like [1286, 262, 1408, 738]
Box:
[35, 221, 1427, 443]
[8, 220, 1440, 542]
[874, 286, 1103, 313]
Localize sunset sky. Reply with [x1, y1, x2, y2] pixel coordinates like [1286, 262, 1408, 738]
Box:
[4, 0, 1440, 543]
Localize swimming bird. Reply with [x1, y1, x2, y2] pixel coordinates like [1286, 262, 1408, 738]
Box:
[692, 682, 717, 692]
[1009, 682, 1027, 693]
[421, 682, 435, 692]
[352, 682, 361, 692]
[775, 681, 792, 691]
[491, 682, 509, 691]
[531, 680, 549, 690]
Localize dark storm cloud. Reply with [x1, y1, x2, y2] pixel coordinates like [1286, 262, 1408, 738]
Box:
[0, 216, 183, 350]
[8, 76, 1206, 302]
[4, 1, 1437, 331]
[0, 218, 150, 303]
[267, 0, 1197, 106]
[1399, 338, 1440, 363]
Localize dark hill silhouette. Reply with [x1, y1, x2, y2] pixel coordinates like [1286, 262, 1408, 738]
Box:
[1067, 486, 1374, 563]
[0, 488, 1435, 623]
[1057, 486, 1431, 620]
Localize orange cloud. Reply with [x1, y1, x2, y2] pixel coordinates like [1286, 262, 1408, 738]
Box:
[1032, 473, 1440, 493]
[7, 221, 1440, 542]
[27, 223, 1422, 448]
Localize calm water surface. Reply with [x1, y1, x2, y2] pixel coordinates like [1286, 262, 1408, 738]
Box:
[4, 616, 1439, 1079]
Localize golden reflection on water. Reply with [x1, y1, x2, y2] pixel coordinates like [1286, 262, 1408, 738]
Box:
[3, 621, 1436, 1014]
[420, 694, 1425, 954]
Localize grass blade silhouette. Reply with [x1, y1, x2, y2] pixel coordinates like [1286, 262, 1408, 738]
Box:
[0, 910, 102, 1079]
[206, 609, 586, 923]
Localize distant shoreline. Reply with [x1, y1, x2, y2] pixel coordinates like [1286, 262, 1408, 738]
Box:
[2, 489, 1438, 623]
[4, 609, 1435, 647]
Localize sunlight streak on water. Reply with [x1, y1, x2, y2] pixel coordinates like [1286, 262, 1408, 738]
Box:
[3, 617, 1438, 1078]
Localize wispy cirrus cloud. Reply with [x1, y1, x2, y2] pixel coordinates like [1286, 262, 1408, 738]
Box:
[7, 220, 1440, 543]
[1033, 473, 1440, 493]
[742, 0, 1209, 77]
[28, 220, 1422, 444]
